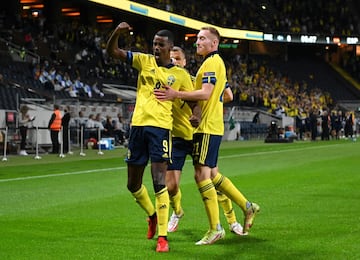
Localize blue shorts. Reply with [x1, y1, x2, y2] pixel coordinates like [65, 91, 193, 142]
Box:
[192, 133, 221, 168]
[168, 137, 193, 171]
[125, 126, 171, 165]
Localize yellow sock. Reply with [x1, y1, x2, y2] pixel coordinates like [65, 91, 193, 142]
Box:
[213, 172, 248, 213]
[132, 185, 155, 216]
[155, 187, 169, 237]
[217, 191, 236, 224]
[197, 179, 220, 230]
[169, 189, 183, 215]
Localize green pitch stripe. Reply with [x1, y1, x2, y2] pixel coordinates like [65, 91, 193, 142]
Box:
[0, 143, 341, 183]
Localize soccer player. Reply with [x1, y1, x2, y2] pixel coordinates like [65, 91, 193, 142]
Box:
[166, 46, 195, 232]
[106, 22, 194, 252]
[155, 26, 260, 245]
[167, 46, 245, 236]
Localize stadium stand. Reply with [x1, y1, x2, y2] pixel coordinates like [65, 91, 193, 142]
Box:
[0, 0, 359, 146]
[133, 0, 360, 35]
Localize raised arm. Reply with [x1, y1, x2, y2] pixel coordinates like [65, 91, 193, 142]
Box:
[106, 22, 133, 61]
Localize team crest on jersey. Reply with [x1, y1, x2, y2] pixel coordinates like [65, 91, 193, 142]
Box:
[167, 75, 175, 86]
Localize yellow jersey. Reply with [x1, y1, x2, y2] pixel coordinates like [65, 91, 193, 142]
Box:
[194, 51, 227, 135]
[172, 73, 195, 140]
[130, 52, 193, 130]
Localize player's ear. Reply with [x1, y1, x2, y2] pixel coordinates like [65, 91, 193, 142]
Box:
[212, 38, 218, 47]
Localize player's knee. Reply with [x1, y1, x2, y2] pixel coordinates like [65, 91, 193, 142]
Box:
[194, 173, 203, 183]
[167, 183, 178, 196]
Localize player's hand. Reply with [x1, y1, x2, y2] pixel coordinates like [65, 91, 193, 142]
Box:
[116, 22, 133, 33]
[154, 85, 177, 101]
[189, 104, 201, 127]
[189, 114, 200, 127]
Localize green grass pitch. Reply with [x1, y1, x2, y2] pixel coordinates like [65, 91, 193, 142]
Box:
[0, 139, 359, 259]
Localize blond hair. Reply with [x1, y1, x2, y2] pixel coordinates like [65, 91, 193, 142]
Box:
[200, 26, 221, 41]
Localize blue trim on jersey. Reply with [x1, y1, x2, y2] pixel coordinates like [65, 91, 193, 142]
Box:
[201, 53, 219, 85]
[203, 51, 219, 61]
[165, 63, 175, 69]
[202, 75, 217, 85]
[126, 51, 133, 65]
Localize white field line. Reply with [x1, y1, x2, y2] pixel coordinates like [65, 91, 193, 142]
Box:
[0, 167, 126, 183]
[0, 144, 339, 183]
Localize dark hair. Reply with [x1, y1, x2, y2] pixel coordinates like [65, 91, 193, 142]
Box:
[172, 46, 185, 55]
[156, 29, 174, 45]
[20, 105, 29, 114]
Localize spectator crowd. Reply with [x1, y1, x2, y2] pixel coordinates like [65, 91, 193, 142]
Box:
[0, 0, 358, 142]
[135, 0, 360, 36]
